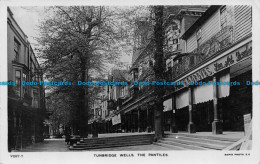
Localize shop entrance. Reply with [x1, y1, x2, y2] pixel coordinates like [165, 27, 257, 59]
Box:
[193, 101, 214, 132]
[163, 111, 172, 131]
[222, 70, 252, 131]
[175, 107, 189, 131]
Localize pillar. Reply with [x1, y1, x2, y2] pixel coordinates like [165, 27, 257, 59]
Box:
[92, 121, 98, 138]
[107, 121, 110, 133]
[171, 95, 178, 133]
[146, 107, 151, 132]
[124, 114, 127, 133]
[212, 76, 223, 134]
[128, 114, 131, 132]
[187, 87, 196, 133]
[138, 109, 141, 132]
[131, 111, 134, 132]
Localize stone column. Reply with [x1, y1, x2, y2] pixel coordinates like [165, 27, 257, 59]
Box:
[146, 107, 151, 132]
[124, 114, 127, 133]
[131, 111, 134, 132]
[92, 121, 98, 138]
[126, 114, 129, 132]
[138, 109, 141, 132]
[187, 87, 196, 133]
[105, 121, 107, 133]
[107, 121, 110, 133]
[171, 95, 178, 133]
[212, 76, 223, 134]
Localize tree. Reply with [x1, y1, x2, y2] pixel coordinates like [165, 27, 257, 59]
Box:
[46, 93, 71, 135]
[152, 6, 165, 140]
[37, 6, 122, 138]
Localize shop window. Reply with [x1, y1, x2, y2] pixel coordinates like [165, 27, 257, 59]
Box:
[22, 73, 29, 95]
[220, 6, 227, 29]
[14, 39, 20, 62]
[27, 49, 30, 67]
[15, 70, 21, 97]
[121, 86, 124, 97]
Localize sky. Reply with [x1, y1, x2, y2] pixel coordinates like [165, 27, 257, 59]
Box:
[10, 6, 44, 47]
[9, 6, 132, 68]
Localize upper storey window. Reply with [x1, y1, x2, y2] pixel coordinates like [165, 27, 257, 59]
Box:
[165, 21, 180, 52]
[14, 38, 20, 62]
[15, 70, 21, 97]
[120, 86, 124, 97]
[220, 6, 227, 29]
[196, 28, 202, 47]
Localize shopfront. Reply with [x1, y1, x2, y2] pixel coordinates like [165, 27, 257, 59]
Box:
[172, 40, 252, 133]
[163, 98, 173, 131]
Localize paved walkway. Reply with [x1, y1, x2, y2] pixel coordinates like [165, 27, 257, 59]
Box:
[165, 131, 244, 140]
[16, 139, 70, 152]
[15, 131, 243, 152]
[88, 132, 154, 138]
[95, 131, 244, 140]
[86, 144, 171, 151]
[16, 137, 170, 152]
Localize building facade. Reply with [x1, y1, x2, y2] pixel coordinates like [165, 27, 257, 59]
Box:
[165, 5, 252, 133]
[7, 7, 46, 151]
[87, 5, 252, 136]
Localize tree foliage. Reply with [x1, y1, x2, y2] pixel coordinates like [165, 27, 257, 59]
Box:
[36, 6, 125, 135]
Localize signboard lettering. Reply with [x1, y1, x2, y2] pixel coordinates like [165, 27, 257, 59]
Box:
[175, 42, 252, 91]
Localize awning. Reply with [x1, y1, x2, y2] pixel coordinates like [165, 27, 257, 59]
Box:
[176, 89, 189, 109]
[218, 72, 230, 98]
[193, 81, 213, 104]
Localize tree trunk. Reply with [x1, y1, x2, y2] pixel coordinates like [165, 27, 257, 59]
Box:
[84, 69, 89, 136]
[79, 59, 88, 138]
[153, 6, 165, 141]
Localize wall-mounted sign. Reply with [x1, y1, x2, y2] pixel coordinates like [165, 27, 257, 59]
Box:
[214, 42, 252, 72]
[172, 26, 234, 78]
[175, 41, 252, 91]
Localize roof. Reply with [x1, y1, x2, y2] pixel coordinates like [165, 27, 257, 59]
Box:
[181, 5, 221, 40]
[110, 69, 128, 81]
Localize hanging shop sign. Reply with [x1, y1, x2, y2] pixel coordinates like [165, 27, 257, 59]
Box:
[175, 41, 252, 91]
[163, 98, 172, 112]
[112, 114, 121, 125]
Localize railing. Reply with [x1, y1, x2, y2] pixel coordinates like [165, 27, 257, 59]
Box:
[137, 85, 154, 98]
[170, 26, 234, 80]
[223, 120, 252, 150]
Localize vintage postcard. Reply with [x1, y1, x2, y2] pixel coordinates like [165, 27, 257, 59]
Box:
[0, 0, 259, 164]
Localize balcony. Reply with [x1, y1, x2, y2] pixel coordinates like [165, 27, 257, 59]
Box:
[169, 25, 234, 80]
[137, 85, 154, 98]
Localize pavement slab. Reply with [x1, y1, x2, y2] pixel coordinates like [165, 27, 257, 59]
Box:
[16, 138, 172, 152]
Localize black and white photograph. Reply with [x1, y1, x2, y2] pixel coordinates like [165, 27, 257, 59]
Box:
[0, 1, 259, 164]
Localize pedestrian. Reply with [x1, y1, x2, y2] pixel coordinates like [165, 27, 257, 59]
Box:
[64, 127, 71, 144]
